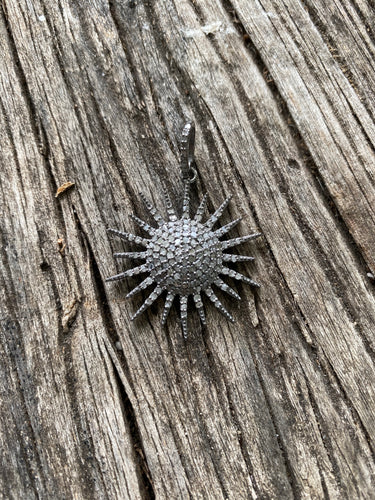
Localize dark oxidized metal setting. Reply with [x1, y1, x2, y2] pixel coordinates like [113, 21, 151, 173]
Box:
[106, 122, 261, 337]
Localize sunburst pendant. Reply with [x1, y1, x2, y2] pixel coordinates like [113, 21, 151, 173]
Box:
[106, 122, 261, 337]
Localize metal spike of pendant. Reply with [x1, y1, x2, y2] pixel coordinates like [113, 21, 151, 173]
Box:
[106, 121, 261, 337]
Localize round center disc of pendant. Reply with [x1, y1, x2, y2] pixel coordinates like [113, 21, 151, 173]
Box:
[146, 220, 222, 295]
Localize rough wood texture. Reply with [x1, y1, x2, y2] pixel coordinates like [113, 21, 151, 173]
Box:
[1, 0, 375, 498]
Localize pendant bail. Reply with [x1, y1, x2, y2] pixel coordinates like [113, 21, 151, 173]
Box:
[181, 121, 197, 183]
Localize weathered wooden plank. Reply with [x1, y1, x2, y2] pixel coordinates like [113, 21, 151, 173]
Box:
[0, 10, 146, 499]
[1, 0, 375, 498]
[229, 0, 375, 271]
[302, 0, 375, 119]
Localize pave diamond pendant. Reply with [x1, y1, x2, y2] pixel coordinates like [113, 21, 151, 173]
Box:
[106, 122, 261, 337]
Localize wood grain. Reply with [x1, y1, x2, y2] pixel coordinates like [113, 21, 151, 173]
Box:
[1, 0, 375, 498]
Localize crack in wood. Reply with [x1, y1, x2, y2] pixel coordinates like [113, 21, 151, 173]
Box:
[73, 206, 155, 498]
[111, 360, 156, 500]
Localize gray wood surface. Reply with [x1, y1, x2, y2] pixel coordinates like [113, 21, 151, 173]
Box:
[1, 0, 375, 498]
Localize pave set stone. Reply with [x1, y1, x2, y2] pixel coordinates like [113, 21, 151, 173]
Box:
[147, 220, 221, 295]
[106, 189, 261, 337]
